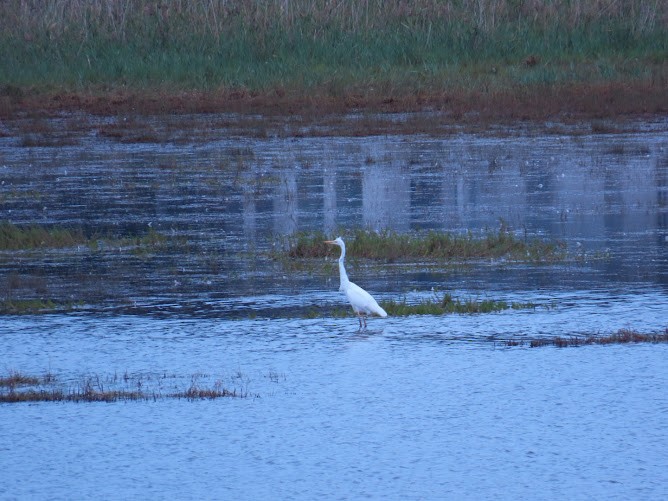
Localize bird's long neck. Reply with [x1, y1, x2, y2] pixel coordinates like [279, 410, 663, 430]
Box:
[337, 243, 350, 290]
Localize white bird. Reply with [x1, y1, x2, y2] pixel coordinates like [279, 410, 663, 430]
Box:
[324, 237, 388, 329]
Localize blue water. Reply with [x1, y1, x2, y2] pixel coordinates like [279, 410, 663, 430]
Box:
[2, 316, 668, 500]
[1, 114, 668, 499]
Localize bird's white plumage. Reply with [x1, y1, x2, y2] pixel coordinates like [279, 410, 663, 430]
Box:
[345, 281, 387, 317]
[325, 237, 387, 328]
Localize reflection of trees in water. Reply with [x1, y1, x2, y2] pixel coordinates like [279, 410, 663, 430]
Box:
[234, 133, 666, 283]
[241, 169, 256, 243]
[273, 169, 298, 236]
[362, 160, 410, 232]
[324, 167, 337, 235]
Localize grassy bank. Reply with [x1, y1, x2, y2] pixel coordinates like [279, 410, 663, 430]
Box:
[1, 0, 666, 118]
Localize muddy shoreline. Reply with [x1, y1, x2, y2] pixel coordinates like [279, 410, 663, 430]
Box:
[2, 81, 667, 125]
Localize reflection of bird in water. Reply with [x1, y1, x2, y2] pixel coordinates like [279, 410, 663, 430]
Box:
[325, 237, 388, 329]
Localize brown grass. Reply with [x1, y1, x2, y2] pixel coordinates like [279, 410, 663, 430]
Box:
[0, 371, 249, 403]
[526, 328, 668, 348]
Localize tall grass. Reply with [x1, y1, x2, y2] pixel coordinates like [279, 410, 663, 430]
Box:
[1, 0, 666, 94]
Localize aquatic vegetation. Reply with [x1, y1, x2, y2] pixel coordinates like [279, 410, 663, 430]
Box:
[283, 229, 567, 263]
[0, 221, 88, 250]
[0, 299, 60, 314]
[381, 294, 537, 316]
[0, 221, 169, 251]
[0, 371, 247, 403]
[520, 329, 668, 348]
[0, 371, 40, 387]
[177, 386, 241, 401]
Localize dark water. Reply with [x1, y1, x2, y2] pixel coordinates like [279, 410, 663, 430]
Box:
[2, 115, 667, 307]
[1, 114, 667, 499]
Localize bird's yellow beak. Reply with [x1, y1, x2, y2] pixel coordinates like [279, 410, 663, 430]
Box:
[324, 240, 336, 245]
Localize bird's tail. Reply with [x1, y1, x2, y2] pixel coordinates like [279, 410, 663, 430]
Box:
[375, 305, 388, 317]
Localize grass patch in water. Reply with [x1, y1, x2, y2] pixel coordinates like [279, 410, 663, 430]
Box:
[506, 329, 668, 348]
[297, 294, 538, 319]
[0, 371, 41, 387]
[381, 294, 537, 316]
[283, 229, 566, 262]
[0, 220, 170, 251]
[0, 221, 88, 250]
[0, 299, 62, 314]
[0, 371, 248, 403]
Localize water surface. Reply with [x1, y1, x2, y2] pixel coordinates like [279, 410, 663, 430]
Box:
[1, 114, 667, 499]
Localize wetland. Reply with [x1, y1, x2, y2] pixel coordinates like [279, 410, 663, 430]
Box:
[1, 112, 667, 499]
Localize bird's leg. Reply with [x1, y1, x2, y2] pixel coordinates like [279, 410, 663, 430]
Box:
[363, 315, 367, 329]
[358, 315, 364, 330]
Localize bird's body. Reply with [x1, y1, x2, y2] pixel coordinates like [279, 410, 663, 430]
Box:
[325, 237, 387, 328]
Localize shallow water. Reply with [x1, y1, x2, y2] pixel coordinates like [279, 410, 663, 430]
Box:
[1, 114, 668, 499]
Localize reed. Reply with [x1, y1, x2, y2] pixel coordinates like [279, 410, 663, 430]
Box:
[1, 0, 665, 103]
[3, 1, 665, 41]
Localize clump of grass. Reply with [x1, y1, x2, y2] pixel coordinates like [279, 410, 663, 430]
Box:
[1, 389, 150, 403]
[284, 231, 330, 258]
[0, 221, 88, 250]
[0, 371, 247, 403]
[175, 386, 241, 400]
[0, 371, 40, 387]
[526, 328, 668, 348]
[0, 299, 60, 314]
[284, 229, 566, 262]
[0, 220, 171, 252]
[381, 293, 537, 316]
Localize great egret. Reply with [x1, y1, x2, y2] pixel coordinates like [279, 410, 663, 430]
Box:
[324, 237, 388, 329]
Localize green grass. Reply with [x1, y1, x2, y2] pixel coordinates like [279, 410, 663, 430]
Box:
[0, 221, 88, 250]
[0, 220, 169, 251]
[285, 229, 567, 262]
[0, 1, 665, 97]
[0, 299, 60, 314]
[381, 294, 537, 316]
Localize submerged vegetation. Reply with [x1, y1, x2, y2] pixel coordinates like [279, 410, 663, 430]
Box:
[285, 229, 567, 262]
[1, 0, 666, 117]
